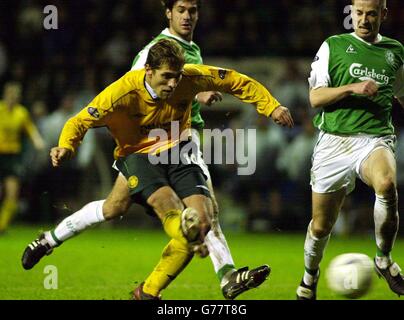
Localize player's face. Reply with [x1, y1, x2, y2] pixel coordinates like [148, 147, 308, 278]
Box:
[145, 64, 183, 100]
[166, 0, 198, 42]
[3, 85, 21, 106]
[352, 0, 387, 42]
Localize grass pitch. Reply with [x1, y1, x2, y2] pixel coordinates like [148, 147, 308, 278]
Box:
[0, 225, 403, 300]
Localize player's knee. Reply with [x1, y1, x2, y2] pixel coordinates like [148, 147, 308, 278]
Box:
[147, 189, 182, 212]
[102, 200, 129, 220]
[375, 178, 396, 199]
[311, 220, 333, 238]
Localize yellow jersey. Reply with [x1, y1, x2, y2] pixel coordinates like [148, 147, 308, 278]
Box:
[59, 64, 281, 159]
[0, 101, 38, 154]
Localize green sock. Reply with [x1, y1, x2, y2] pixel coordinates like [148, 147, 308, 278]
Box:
[50, 230, 63, 246]
[218, 264, 236, 282]
[376, 246, 390, 258]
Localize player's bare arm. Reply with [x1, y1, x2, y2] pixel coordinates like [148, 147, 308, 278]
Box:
[196, 91, 223, 106]
[350, 80, 379, 97]
[270, 105, 294, 128]
[50, 147, 73, 167]
[30, 130, 46, 151]
[310, 80, 378, 108]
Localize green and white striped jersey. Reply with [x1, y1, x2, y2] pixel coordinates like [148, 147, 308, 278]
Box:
[309, 33, 404, 135]
[131, 28, 205, 129]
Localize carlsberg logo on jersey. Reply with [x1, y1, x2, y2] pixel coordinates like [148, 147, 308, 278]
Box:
[349, 63, 390, 85]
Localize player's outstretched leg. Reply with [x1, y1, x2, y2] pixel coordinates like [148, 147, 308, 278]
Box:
[221, 264, 271, 300]
[21, 200, 106, 270]
[21, 233, 54, 270]
[296, 221, 330, 300]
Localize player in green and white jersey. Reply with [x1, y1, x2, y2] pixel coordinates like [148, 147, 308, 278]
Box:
[131, 7, 216, 131]
[131, 0, 270, 299]
[296, 0, 404, 300]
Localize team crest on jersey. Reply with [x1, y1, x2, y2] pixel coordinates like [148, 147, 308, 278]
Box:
[385, 50, 395, 66]
[87, 107, 100, 119]
[128, 176, 139, 189]
[218, 69, 227, 80]
[346, 45, 357, 54]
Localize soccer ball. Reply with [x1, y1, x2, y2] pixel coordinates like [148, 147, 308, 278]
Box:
[326, 253, 374, 299]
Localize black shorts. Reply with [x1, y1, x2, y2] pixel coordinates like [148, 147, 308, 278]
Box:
[115, 143, 211, 210]
[0, 154, 23, 179]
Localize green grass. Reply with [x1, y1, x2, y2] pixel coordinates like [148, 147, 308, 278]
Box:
[0, 225, 403, 300]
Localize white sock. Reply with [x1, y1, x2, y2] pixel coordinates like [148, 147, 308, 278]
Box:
[45, 200, 106, 246]
[43, 231, 58, 247]
[220, 269, 237, 287]
[303, 269, 320, 286]
[374, 193, 399, 255]
[375, 255, 393, 269]
[204, 224, 235, 276]
[303, 220, 330, 281]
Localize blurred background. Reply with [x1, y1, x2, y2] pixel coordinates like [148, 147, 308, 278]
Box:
[0, 0, 403, 235]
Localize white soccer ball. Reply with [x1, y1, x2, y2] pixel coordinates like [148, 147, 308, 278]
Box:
[326, 253, 374, 299]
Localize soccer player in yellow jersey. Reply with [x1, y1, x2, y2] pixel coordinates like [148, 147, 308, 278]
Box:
[132, 0, 273, 299]
[0, 82, 45, 234]
[22, 39, 294, 299]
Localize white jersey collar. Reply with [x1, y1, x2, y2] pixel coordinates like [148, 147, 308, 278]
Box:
[144, 79, 159, 100]
[350, 32, 382, 45]
[162, 28, 194, 46]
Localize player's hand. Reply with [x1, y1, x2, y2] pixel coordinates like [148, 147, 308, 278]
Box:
[50, 147, 72, 167]
[351, 80, 378, 97]
[196, 91, 223, 106]
[270, 105, 294, 128]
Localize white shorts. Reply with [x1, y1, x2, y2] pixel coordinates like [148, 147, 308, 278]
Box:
[310, 131, 396, 194]
[191, 129, 212, 182]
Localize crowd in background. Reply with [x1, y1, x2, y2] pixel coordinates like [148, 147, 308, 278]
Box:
[0, 0, 403, 112]
[0, 0, 403, 233]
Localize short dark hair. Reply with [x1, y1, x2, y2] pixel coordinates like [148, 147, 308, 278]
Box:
[146, 39, 185, 70]
[161, 0, 201, 11]
[351, 0, 386, 9]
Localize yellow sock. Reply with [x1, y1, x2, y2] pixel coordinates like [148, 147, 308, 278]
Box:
[162, 209, 187, 244]
[0, 199, 18, 231]
[143, 238, 193, 297]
